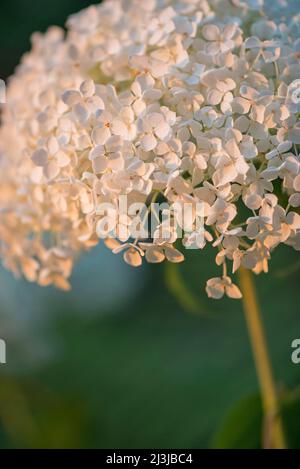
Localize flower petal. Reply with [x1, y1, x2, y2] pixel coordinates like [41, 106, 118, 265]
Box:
[141, 134, 157, 151]
[124, 248, 142, 267]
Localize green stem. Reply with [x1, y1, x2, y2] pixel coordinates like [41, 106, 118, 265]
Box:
[238, 267, 286, 449]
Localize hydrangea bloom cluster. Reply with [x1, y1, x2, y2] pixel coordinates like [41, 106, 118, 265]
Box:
[0, 0, 300, 298]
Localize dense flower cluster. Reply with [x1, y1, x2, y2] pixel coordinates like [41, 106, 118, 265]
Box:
[0, 0, 300, 298]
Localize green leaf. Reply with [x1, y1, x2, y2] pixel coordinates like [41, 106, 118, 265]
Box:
[211, 389, 300, 449]
[164, 262, 209, 315]
[281, 388, 300, 449]
[211, 393, 263, 449]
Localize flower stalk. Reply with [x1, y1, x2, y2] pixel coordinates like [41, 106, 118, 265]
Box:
[239, 267, 286, 449]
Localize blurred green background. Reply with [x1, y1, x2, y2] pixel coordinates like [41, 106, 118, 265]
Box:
[0, 0, 300, 449]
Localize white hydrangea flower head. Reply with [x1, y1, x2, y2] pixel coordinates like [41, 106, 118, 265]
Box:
[0, 0, 300, 299]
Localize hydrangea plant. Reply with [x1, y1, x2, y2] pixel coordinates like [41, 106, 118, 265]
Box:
[1, 0, 299, 448]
